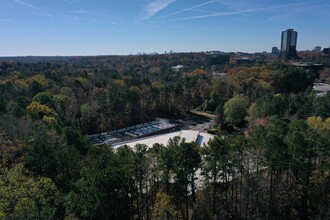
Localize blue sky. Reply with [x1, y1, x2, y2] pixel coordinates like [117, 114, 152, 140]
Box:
[0, 0, 329, 56]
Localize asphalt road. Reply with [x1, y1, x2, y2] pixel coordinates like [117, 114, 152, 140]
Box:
[177, 114, 215, 132]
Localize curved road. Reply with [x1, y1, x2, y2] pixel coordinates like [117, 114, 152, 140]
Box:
[177, 111, 216, 132]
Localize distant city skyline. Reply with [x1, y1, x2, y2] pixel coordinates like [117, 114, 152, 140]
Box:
[0, 0, 329, 56]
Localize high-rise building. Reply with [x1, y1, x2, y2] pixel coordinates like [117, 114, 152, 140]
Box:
[313, 46, 322, 52]
[324, 47, 330, 57]
[271, 46, 279, 55]
[280, 28, 298, 61]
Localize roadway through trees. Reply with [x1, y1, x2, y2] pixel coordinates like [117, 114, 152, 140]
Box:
[176, 112, 215, 132]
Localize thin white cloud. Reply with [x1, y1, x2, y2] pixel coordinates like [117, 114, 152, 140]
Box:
[160, 0, 215, 18]
[111, 21, 119, 26]
[190, 8, 219, 13]
[12, 0, 38, 9]
[176, 3, 311, 20]
[178, 10, 247, 20]
[0, 18, 16, 23]
[141, 0, 176, 20]
[85, 18, 97, 25]
[65, 0, 79, 5]
[72, 9, 89, 14]
[268, 4, 313, 21]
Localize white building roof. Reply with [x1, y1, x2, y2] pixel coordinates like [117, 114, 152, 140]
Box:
[112, 130, 214, 150]
[313, 83, 330, 97]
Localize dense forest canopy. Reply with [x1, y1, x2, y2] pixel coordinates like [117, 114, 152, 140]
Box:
[0, 52, 329, 219]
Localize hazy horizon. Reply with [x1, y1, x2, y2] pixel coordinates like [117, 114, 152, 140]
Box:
[1, 0, 329, 56]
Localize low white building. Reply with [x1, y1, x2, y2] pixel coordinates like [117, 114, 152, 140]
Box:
[112, 130, 214, 149]
[171, 65, 185, 72]
[313, 83, 330, 97]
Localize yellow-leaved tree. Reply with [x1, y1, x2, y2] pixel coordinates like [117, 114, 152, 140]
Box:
[0, 163, 59, 219]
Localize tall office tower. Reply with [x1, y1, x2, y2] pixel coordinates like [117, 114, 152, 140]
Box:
[280, 28, 298, 61]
